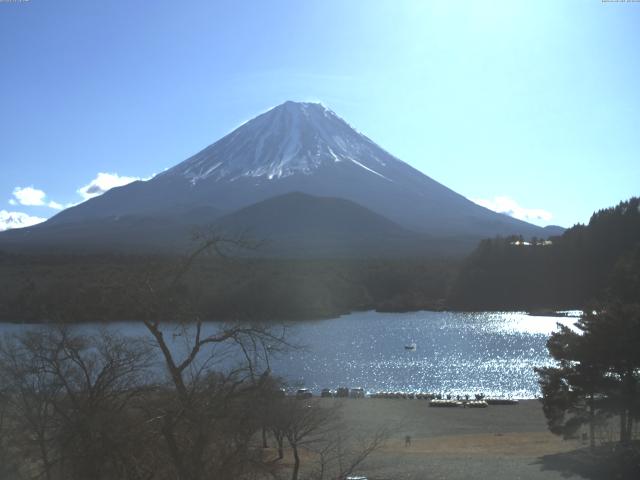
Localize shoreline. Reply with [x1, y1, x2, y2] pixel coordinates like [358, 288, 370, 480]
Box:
[0, 312, 560, 400]
[0, 307, 583, 325]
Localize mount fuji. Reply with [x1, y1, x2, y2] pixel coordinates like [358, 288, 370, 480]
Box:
[0, 101, 558, 256]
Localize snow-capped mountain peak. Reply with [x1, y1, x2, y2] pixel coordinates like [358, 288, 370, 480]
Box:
[28, 99, 550, 248]
[161, 101, 395, 184]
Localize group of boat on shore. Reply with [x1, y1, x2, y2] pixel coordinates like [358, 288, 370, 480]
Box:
[295, 387, 519, 407]
[371, 392, 518, 406]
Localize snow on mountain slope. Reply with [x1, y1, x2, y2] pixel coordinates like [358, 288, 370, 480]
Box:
[7, 100, 553, 252]
[160, 101, 394, 183]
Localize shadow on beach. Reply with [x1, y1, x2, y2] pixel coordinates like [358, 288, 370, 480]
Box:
[535, 444, 640, 480]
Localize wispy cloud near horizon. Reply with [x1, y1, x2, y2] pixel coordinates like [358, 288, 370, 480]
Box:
[0, 209, 47, 231]
[77, 172, 151, 201]
[4, 172, 154, 229]
[473, 196, 553, 224]
[10, 186, 63, 210]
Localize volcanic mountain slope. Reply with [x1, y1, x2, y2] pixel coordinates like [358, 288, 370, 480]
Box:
[0, 101, 556, 255]
[214, 192, 443, 257]
[0, 193, 441, 256]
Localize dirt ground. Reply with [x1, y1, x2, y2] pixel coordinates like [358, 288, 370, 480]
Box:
[327, 398, 588, 480]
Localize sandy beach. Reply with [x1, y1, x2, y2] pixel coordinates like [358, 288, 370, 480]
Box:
[325, 398, 584, 479]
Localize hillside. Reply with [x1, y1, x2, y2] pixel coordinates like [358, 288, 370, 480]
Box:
[447, 197, 640, 310]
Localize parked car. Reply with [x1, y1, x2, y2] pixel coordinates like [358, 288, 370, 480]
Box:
[336, 387, 350, 398]
[350, 387, 365, 398]
[295, 388, 312, 399]
[320, 388, 334, 398]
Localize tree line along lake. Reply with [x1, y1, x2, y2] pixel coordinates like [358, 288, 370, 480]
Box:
[0, 310, 579, 399]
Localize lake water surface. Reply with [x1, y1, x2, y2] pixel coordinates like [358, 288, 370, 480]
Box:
[0, 310, 578, 399]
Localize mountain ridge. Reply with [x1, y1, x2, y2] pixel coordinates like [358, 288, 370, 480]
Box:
[0, 101, 560, 256]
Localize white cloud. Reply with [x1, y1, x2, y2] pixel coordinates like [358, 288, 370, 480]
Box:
[10, 186, 63, 210]
[12, 186, 46, 206]
[473, 196, 553, 223]
[6, 172, 153, 217]
[0, 210, 47, 231]
[77, 172, 145, 201]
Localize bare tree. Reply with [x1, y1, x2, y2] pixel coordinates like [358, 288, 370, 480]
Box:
[0, 329, 66, 480]
[276, 399, 339, 480]
[0, 328, 154, 480]
[131, 232, 291, 480]
[269, 397, 389, 480]
[309, 424, 389, 480]
[0, 374, 21, 480]
[0, 232, 388, 480]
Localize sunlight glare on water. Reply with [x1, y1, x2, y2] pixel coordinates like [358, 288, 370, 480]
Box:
[272, 310, 581, 399]
[0, 310, 581, 399]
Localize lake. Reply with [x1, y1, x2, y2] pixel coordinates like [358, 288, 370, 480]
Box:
[0, 310, 578, 399]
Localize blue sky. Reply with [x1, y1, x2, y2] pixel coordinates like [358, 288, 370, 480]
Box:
[1, 0, 638, 230]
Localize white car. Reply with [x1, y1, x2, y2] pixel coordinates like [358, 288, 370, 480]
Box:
[295, 388, 312, 399]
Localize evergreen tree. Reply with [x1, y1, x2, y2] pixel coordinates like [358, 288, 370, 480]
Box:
[537, 301, 640, 445]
